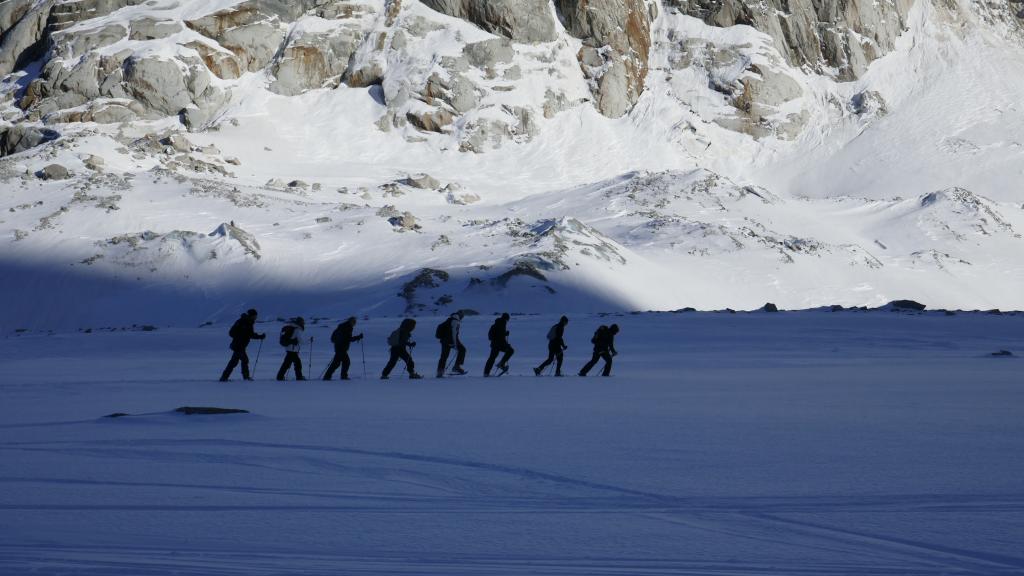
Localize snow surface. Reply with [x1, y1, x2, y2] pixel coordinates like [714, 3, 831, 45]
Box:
[1, 311, 1023, 575]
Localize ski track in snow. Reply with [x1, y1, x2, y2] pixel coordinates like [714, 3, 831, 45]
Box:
[1, 312, 1023, 575]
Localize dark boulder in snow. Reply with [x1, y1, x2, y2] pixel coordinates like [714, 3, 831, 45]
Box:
[175, 406, 249, 415]
[0, 125, 60, 157]
[762, 302, 779, 312]
[888, 300, 926, 311]
[990, 350, 1014, 357]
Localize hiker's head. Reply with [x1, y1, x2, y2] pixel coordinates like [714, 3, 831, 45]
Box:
[609, 324, 619, 334]
[559, 315, 569, 325]
[246, 309, 258, 318]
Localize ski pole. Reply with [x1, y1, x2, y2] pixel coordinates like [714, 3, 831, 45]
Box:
[252, 339, 263, 378]
[360, 340, 366, 379]
[308, 337, 314, 378]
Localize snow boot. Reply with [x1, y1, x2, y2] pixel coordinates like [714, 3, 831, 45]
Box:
[451, 367, 466, 375]
[533, 367, 541, 376]
[410, 373, 423, 380]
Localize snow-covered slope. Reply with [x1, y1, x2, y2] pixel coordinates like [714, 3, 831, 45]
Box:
[1, 0, 1023, 328]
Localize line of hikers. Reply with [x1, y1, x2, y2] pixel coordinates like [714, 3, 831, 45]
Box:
[219, 310, 620, 382]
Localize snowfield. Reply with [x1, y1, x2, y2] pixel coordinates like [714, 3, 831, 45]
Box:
[2, 311, 1023, 575]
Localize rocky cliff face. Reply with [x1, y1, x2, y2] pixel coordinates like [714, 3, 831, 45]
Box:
[667, 0, 914, 80]
[2, 0, 1003, 153]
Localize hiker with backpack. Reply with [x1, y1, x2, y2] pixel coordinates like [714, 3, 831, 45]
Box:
[219, 309, 266, 381]
[436, 311, 468, 378]
[323, 317, 364, 380]
[534, 315, 569, 377]
[382, 318, 423, 380]
[483, 313, 514, 377]
[276, 317, 308, 381]
[579, 323, 619, 377]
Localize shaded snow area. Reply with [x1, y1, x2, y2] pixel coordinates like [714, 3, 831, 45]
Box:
[2, 312, 1023, 575]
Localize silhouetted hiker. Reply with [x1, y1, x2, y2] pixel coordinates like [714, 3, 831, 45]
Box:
[484, 313, 514, 376]
[436, 311, 467, 378]
[276, 317, 307, 381]
[534, 315, 569, 377]
[382, 318, 423, 380]
[324, 317, 363, 380]
[220, 309, 266, 381]
[579, 324, 619, 377]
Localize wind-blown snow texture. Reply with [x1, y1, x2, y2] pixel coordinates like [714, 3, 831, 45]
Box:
[1, 0, 1023, 328]
[2, 312, 1023, 574]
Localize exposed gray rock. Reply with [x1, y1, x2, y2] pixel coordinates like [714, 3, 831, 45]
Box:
[129, 18, 183, 41]
[555, 0, 653, 118]
[851, 90, 888, 117]
[667, 0, 914, 80]
[464, 38, 515, 69]
[420, 0, 558, 43]
[185, 2, 286, 73]
[388, 211, 420, 232]
[407, 107, 455, 132]
[0, 125, 59, 156]
[37, 164, 70, 180]
[83, 154, 106, 171]
[0, 0, 55, 77]
[402, 173, 441, 189]
[161, 134, 192, 153]
[271, 25, 364, 95]
[443, 183, 480, 205]
[121, 56, 192, 116]
[185, 41, 242, 80]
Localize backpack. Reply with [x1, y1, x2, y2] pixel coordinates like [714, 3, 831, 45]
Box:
[488, 322, 501, 342]
[331, 325, 343, 344]
[229, 321, 240, 339]
[591, 326, 607, 345]
[546, 324, 557, 341]
[387, 329, 401, 348]
[279, 325, 296, 347]
[435, 318, 452, 340]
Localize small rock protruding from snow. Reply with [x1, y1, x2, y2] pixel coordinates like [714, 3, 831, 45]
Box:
[443, 183, 480, 205]
[37, 164, 71, 181]
[83, 155, 106, 171]
[161, 134, 192, 153]
[402, 173, 441, 190]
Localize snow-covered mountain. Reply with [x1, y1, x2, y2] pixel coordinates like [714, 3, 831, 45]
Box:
[2, 0, 1023, 327]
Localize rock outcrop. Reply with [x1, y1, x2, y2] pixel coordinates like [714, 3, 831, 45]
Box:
[0, 124, 59, 156]
[668, 0, 914, 80]
[420, 0, 558, 43]
[0, 0, 55, 77]
[556, 0, 655, 118]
